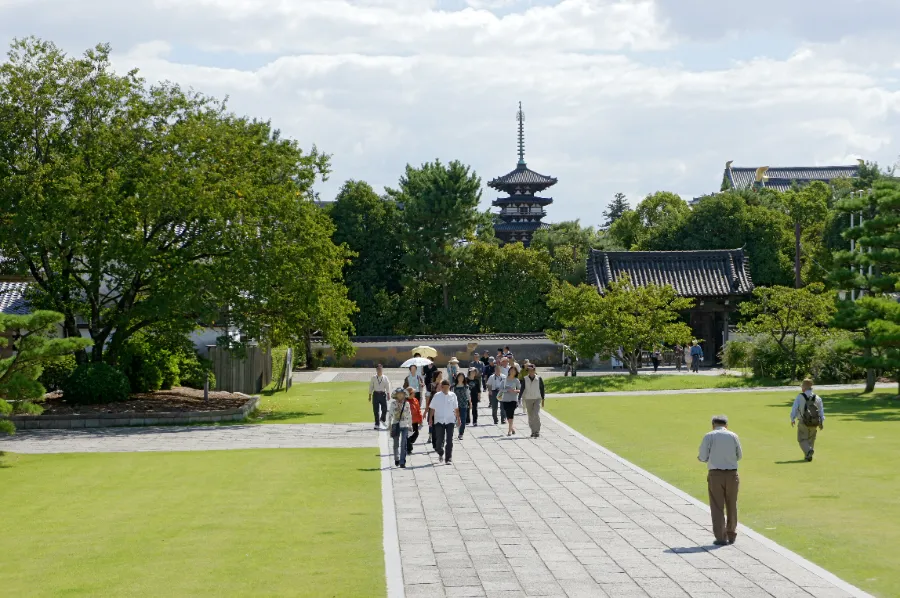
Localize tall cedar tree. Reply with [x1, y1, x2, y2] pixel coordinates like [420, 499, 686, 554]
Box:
[832, 179, 900, 395]
[385, 160, 482, 311]
[0, 38, 355, 363]
[329, 180, 406, 336]
[602, 193, 629, 228]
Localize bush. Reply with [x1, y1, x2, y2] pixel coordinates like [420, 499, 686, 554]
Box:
[180, 357, 215, 391]
[38, 354, 77, 391]
[62, 363, 130, 405]
[722, 332, 865, 383]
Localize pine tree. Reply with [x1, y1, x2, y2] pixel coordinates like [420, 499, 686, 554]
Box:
[602, 193, 629, 228]
[832, 179, 900, 395]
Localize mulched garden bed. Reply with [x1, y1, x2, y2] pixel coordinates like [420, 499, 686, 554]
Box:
[39, 387, 250, 416]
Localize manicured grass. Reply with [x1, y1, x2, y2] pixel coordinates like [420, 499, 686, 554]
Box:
[547, 390, 900, 597]
[545, 374, 784, 394]
[257, 381, 371, 423]
[0, 448, 383, 597]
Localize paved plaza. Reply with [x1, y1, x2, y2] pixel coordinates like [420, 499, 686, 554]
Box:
[0, 401, 871, 598]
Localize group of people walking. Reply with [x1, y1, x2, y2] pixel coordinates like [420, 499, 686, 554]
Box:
[367, 348, 546, 468]
[697, 378, 826, 545]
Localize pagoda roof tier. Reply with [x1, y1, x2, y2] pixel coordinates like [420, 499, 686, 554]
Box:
[488, 164, 558, 192]
[491, 196, 553, 206]
[493, 220, 548, 232]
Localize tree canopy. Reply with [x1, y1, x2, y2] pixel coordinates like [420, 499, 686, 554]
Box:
[0, 38, 355, 363]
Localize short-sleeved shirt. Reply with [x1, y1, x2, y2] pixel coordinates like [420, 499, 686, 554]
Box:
[430, 391, 458, 424]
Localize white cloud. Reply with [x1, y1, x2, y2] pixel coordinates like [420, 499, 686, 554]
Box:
[2, 0, 899, 223]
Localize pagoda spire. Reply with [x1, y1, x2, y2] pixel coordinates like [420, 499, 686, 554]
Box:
[517, 101, 526, 167]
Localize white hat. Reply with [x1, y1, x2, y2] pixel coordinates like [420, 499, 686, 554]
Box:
[449, 357, 459, 364]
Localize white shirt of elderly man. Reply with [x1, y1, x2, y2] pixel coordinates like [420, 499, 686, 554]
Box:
[697, 414, 742, 546]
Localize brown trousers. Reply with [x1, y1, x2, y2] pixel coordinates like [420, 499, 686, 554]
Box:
[797, 424, 818, 455]
[707, 469, 739, 542]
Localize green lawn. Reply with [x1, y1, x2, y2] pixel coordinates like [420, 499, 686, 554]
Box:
[546, 374, 784, 394]
[0, 448, 383, 597]
[257, 382, 371, 423]
[547, 390, 900, 597]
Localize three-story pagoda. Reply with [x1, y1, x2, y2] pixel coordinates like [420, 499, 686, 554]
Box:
[489, 102, 557, 246]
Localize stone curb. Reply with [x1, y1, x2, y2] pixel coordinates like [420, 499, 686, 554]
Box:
[5, 396, 259, 430]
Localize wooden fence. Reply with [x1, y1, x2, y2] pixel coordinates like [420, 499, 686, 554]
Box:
[208, 345, 272, 395]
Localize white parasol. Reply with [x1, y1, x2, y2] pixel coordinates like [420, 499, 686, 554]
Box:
[401, 357, 433, 369]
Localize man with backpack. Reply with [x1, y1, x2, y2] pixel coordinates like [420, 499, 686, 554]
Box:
[790, 378, 825, 462]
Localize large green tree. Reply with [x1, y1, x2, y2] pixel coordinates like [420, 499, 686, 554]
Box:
[602, 192, 629, 228]
[386, 160, 482, 311]
[0, 38, 355, 363]
[329, 180, 405, 336]
[530, 220, 611, 285]
[547, 277, 694, 375]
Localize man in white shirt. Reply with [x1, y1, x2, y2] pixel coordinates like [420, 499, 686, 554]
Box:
[368, 364, 391, 430]
[429, 380, 460, 465]
[499, 357, 510, 377]
[698, 414, 743, 546]
[790, 378, 825, 462]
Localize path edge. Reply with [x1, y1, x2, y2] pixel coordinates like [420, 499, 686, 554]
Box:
[543, 411, 875, 598]
[379, 431, 405, 598]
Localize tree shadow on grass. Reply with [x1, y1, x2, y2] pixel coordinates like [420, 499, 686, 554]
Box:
[767, 392, 900, 422]
[255, 411, 324, 422]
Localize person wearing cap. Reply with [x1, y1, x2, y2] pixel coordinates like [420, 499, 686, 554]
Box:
[519, 364, 545, 438]
[387, 388, 413, 468]
[697, 414, 743, 546]
[430, 379, 461, 464]
[368, 364, 391, 430]
[446, 357, 459, 383]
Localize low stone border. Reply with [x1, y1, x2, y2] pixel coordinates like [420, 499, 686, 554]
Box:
[6, 396, 259, 430]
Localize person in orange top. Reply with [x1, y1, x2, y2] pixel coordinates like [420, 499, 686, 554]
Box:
[406, 386, 423, 454]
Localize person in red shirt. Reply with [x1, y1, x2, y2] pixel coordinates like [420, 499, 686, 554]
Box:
[406, 386, 423, 454]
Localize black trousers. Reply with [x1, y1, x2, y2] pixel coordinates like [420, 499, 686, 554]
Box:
[407, 423, 420, 452]
[372, 392, 387, 424]
[469, 400, 479, 424]
[433, 423, 454, 461]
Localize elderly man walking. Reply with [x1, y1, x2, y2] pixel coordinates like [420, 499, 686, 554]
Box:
[791, 378, 825, 462]
[519, 364, 546, 438]
[698, 414, 742, 546]
[368, 364, 391, 430]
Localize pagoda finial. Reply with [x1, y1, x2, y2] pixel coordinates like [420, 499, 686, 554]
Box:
[516, 101, 526, 167]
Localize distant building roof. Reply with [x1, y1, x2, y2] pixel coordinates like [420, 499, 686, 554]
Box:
[586, 249, 754, 298]
[724, 162, 861, 193]
[488, 164, 558, 191]
[0, 281, 30, 315]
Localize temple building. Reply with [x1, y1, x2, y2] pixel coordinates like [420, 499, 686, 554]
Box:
[721, 160, 863, 192]
[586, 248, 755, 366]
[489, 103, 557, 246]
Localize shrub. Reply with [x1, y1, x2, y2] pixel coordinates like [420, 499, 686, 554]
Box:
[809, 333, 867, 384]
[180, 357, 215, 390]
[723, 332, 865, 383]
[62, 363, 130, 405]
[119, 333, 180, 393]
[38, 354, 77, 391]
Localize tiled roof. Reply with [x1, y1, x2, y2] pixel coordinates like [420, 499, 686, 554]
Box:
[726, 165, 859, 192]
[0, 281, 30, 315]
[488, 165, 558, 191]
[586, 249, 754, 298]
[491, 196, 553, 206]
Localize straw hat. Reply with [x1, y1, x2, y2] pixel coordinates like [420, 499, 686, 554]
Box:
[448, 357, 460, 364]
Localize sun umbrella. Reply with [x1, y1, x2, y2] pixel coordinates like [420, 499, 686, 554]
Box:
[401, 357, 433, 369]
[411, 345, 438, 359]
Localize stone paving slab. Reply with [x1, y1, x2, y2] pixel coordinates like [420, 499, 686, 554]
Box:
[390, 404, 872, 598]
[0, 423, 377, 453]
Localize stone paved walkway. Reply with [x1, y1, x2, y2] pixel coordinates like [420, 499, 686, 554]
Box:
[0, 423, 376, 453]
[391, 407, 869, 598]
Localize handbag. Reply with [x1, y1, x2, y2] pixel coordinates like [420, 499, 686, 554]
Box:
[390, 402, 406, 438]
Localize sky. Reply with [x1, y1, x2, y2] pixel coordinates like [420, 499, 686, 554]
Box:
[2, 0, 899, 226]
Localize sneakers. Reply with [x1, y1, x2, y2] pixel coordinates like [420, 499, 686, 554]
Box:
[374, 424, 380, 430]
[473, 423, 478, 427]
[530, 432, 540, 438]
[400, 463, 406, 469]
[458, 436, 463, 441]
[439, 455, 444, 463]
[805, 449, 815, 462]
[445, 459, 452, 465]
[395, 460, 400, 467]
